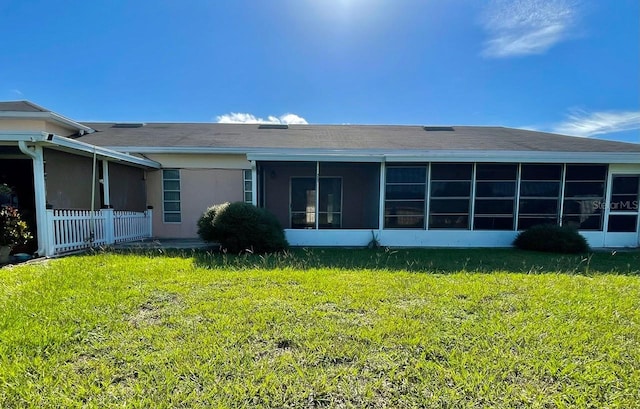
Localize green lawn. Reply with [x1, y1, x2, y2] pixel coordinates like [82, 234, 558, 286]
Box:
[1, 249, 639, 408]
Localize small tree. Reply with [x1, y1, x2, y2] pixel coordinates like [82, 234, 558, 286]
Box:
[197, 202, 288, 254]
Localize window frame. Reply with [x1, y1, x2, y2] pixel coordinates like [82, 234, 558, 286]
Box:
[162, 169, 181, 224]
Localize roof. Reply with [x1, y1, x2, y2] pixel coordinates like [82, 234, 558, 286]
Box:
[77, 123, 640, 153]
[0, 100, 50, 112]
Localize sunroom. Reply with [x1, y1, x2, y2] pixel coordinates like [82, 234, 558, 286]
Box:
[251, 157, 640, 248]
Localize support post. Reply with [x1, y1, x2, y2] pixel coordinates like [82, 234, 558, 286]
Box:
[103, 208, 115, 245]
[46, 208, 55, 257]
[146, 207, 153, 238]
[18, 142, 49, 257]
[102, 160, 111, 207]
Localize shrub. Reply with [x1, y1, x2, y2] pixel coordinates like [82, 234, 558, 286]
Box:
[196, 203, 228, 243]
[513, 224, 589, 254]
[0, 206, 32, 247]
[197, 202, 288, 254]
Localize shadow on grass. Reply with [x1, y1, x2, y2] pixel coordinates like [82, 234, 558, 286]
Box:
[107, 247, 640, 275]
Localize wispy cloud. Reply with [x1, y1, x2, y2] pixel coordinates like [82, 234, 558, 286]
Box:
[216, 112, 308, 125]
[10, 89, 23, 96]
[554, 109, 640, 137]
[481, 0, 578, 58]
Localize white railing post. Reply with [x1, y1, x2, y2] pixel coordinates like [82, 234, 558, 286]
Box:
[146, 207, 153, 238]
[103, 208, 115, 245]
[45, 208, 55, 256]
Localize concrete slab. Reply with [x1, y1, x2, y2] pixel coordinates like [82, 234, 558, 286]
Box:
[113, 238, 216, 250]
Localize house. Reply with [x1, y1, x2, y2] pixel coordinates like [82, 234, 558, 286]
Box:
[1, 100, 639, 256]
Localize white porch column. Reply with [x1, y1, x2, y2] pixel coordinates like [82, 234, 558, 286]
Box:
[251, 160, 258, 206]
[102, 160, 111, 207]
[18, 142, 50, 257]
[378, 161, 386, 233]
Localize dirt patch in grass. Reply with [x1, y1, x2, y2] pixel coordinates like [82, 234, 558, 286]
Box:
[127, 291, 183, 327]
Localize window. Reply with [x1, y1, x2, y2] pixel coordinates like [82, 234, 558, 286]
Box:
[562, 164, 607, 230]
[384, 166, 427, 228]
[162, 169, 181, 223]
[290, 177, 342, 229]
[474, 164, 517, 230]
[429, 164, 472, 229]
[518, 164, 562, 230]
[607, 175, 639, 232]
[243, 169, 253, 204]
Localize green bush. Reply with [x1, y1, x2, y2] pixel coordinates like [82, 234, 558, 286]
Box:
[197, 202, 288, 254]
[513, 224, 589, 254]
[196, 203, 227, 243]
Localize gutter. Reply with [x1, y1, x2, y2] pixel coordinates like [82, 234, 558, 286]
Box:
[102, 146, 640, 164]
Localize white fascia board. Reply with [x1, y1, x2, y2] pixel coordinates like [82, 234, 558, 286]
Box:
[103, 146, 385, 162]
[247, 153, 385, 162]
[386, 150, 640, 164]
[99, 146, 640, 164]
[46, 135, 160, 168]
[0, 131, 47, 142]
[0, 111, 93, 133]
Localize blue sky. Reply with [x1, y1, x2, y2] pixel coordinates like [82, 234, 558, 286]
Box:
[1, 0, 638, 143]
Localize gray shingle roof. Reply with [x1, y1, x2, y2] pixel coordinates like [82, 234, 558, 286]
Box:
[0, 100, 50, 112]
[76, 123, 640, 153]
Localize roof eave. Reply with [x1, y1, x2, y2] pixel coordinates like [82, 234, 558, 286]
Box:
[0, 111, 94, 133]
[101, 146, 640, 164]
[0, 132, 160, 168]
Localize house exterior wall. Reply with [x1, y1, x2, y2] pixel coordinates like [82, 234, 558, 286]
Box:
[107, 162, 146, 211]
[0, 119, 47, 131]
[147, 168, 244, 238]
[143, 153, 249, 169]
[44, 148, 100, 210]
[0, 118, 78, 137]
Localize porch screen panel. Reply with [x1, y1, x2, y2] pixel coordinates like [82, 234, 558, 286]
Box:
[318, 178, 342, 228]
[429, 163, 472, 229]
[162, 169, 181, 223]
[291, 177, 316, 229]
[518, 164, 562, 229]
[607, 175, 640, 232]
[384, 166, 427, 228]
[562, 164, 607, 230]
[474, 164, 517, 230]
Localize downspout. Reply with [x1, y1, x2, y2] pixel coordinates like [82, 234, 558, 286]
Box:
[18, 141, 47, 257]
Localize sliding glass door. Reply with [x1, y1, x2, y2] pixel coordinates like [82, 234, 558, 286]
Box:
[290, 177, 342, 229]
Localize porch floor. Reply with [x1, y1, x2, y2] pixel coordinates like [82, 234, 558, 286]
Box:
[113, 238, 215, 250]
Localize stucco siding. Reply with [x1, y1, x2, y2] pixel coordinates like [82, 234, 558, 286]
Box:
[148, 168, 244, 238]
[0, 119, 47, 131]
[143, 153, 249, 169]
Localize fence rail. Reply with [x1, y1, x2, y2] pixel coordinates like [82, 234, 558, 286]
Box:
[46, 208, 152, 255]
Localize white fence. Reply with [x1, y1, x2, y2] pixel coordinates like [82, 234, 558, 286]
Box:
[46, 208, 152, 255]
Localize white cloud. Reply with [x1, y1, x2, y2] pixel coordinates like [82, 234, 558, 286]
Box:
[10, 89, 23, 96]
[481, 0, 578, 58]
[554, 109, 640, 137]
[216, 112, 308, 125]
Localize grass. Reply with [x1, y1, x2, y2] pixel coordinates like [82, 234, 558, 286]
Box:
[1, 248, 639, 408]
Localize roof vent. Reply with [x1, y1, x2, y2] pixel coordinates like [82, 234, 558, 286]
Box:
[424, 126, 454, 132]
[112, 123, 145, 128]
[258, 124, 289, 130]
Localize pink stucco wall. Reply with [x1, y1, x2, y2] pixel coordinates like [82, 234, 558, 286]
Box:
[147, 168, 244, 238]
